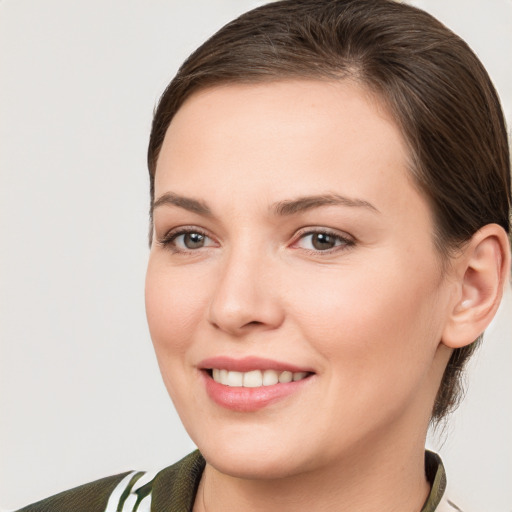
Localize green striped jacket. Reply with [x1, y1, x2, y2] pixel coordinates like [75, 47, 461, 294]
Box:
[16, 450, 462, 512]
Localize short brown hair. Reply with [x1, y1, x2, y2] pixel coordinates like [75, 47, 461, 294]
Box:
[147, 0, 511, 422]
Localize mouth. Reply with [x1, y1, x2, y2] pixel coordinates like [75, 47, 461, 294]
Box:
[207, 368, 311, 388]
[198, 357, 315, 411]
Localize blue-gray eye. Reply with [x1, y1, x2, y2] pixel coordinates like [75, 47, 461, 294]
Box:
[296, 231, 352, 252]
[178, 232, 206, 249]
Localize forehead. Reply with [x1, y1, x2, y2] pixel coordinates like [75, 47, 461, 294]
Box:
[155, 79, 423, 222]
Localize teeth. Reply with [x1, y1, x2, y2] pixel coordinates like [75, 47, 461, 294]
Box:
[262, 369, 279, 386]
[278, 370, 293, 383]
[293, 372, 308, 381]
[226, 371, 243, 387]
[211, 368, 309, 387]
[243, 370, 262, 388]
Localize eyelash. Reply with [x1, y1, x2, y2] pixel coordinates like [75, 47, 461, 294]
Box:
[291, 228, 355, 255]
[157, 227, 215, 255]
[157, 227, 355, 255]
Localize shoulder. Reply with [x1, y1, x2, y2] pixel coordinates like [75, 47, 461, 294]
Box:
[15, 472, 132, 512]
[15, 451, 205, 512]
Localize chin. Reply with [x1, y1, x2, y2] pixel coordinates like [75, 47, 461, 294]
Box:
[205, 448, 307, 480]
[192, 429, 314, 480]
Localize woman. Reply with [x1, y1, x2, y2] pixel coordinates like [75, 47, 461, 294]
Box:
[16, 0, 510, 511]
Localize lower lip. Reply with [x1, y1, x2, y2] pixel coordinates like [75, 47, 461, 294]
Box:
[202, 371, 312, 412]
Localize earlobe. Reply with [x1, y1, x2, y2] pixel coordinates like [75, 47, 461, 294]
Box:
[442, 224, 511, 349]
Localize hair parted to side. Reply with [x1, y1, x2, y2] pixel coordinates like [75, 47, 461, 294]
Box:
[147, 0, 511, 423]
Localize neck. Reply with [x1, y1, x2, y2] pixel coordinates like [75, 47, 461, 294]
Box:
[194, 430, 430, 512]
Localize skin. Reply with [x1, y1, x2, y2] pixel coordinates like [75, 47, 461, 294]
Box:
[145, 80, 459, 512]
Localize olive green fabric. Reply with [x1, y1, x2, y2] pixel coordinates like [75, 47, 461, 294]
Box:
[16, 450, 446, 511]
[16, 471, 132, 512]
[422, 450, 447, 512]
[150, 450, 205, 512]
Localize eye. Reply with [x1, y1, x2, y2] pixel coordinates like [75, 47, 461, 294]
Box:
[293, 229, 354, 253]
[176, 232, 208, 249]
[158, 228, 217, 253]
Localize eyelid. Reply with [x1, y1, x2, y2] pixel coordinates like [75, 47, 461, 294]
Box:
[156, 225, 354, 255]
[290, 227, 355, 253]
[157, 225, 218, 252]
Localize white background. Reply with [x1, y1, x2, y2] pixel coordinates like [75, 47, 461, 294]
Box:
[0, 1, 511, 510]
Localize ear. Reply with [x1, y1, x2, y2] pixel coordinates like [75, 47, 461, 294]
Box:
[442, 224, 511, 349]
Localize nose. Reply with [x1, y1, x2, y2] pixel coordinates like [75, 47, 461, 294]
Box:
[207, 245, 285, 336]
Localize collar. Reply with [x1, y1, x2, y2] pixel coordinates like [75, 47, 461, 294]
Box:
[421, 450, 447, 512]
[151, 449, 447, 512]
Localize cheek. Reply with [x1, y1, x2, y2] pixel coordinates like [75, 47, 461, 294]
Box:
[145, 257, 208, 359]
[145, 257, 214, 420]
[289, 264, 446, 435]
[285, 257, 445, 383]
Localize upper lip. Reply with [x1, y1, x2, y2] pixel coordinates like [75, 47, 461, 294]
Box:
[198, 356, 314, 373]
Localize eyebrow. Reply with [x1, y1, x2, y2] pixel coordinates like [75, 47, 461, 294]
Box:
[271, 194, 379, 216]
[151, 192, 379, 218]
[152, 192, 212, 217]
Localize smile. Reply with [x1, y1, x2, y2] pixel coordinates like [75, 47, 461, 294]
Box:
[210, 369, 310, 388]
[199, 357, 315, 411]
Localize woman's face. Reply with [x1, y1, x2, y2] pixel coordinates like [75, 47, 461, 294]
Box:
[145, 80, 454, 478]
